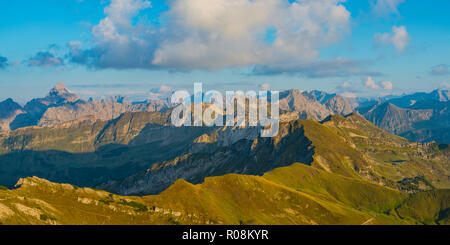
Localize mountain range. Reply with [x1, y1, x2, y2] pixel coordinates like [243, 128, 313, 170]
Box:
[0, 111, 448, 225]
[2, 84, 448, 143]
[0, 83, 170, 131]
[0, 84, 448, 225]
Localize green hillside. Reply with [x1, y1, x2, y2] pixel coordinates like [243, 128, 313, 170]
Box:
[1, 164, 447, 225]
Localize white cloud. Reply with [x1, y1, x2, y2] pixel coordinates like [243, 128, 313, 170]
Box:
[153, 0, 350, 70]
[69, 0, 359, 75]
[260, 83, 270, 91]
[340, 92, 357, 98]
[364, 77, 393, 91]
[148, 85, 173, 100]
[156, 85, 173, 93]
[381, 80, 393, 90]
[365, 77, 380, 90]
[440, 82, 450, 89]
[372, 0, 405, 17]
[374, 25, 410, 52]
[341, 81, 351, 88]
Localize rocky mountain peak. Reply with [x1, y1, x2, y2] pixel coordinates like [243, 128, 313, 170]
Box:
[0, 98, 21, 109]
[0, 98, 23, 119]
[45, 83, 80, 103]
[48, 82, 70, 96]
[324, 95, 354, 115]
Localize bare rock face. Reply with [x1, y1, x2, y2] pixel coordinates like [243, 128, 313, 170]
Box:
[47, 82, 80, 103]
[130, 99, 171, 113]
[364, 102, 434, 135]
[38, 100, 129, 127]
[324, 95, 355, 116]
[9, 83, 81, 129]
[279, 89, 332, 120]
[305, 90, 336, 104]
[38, 99, 171, 127]
[1, 83, 172, 130]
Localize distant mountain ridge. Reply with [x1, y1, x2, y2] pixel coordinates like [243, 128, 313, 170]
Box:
[0, 109, 448, 225]
[358, 89, 450, 143]
[0, 84, 357, 132]
[0, 83, 171, 131]
[1, 84, 449, 144]
[0, 98, 24, 131]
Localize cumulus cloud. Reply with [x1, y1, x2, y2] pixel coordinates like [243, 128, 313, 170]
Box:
[430, 64, 450, 76]
[364, 77, 394, 91]
[375, 25, 410, 52]
[365, 77, 380, 90]
[66, 0, 376, 77]
[28, 51, 64, 67]
[260, 83, 270, 91]
[341, 81, 351, 88]
[381, 80, 393, 90]
[371, 0, 405, 17]
[337, 78, 393, 97]
[0, 55, 8, 69]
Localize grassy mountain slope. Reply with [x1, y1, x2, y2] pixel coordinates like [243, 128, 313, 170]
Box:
[322, 113, 450, 190]
[0, 111, 448, 225]
[2, 163, 447, 225]
[101, 114, 449, 196]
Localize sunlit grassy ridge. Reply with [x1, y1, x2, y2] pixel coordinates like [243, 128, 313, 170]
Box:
[321, 113, 450, 190]
[1, 163, 448, 225]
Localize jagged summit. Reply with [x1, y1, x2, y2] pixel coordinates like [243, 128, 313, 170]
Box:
[46, 82, 79, 101]
[49, 82, 67, 95]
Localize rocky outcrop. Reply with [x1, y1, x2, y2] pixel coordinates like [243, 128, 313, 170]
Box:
[279, 89, 332, 120]
[324, 95, 354, 116]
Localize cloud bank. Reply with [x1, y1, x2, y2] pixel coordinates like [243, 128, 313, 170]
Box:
[28, 51, 64, 67]
[430, 64, 450, 76]
[67, 0, 379, 77]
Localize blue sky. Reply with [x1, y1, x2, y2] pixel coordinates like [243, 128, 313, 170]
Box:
[0, 0, 449, 103]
